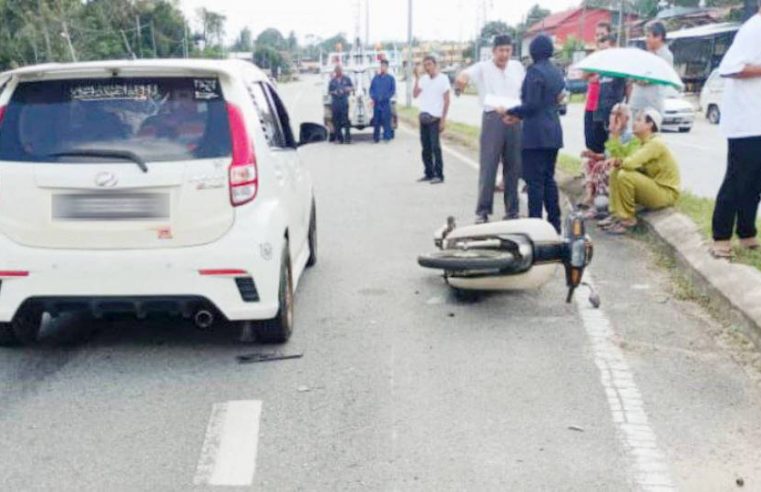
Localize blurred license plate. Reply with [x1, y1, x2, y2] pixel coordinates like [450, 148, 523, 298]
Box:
[53, 193, 169, 221]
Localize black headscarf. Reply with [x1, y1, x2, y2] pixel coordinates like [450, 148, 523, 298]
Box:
[529, 34, 554, 62]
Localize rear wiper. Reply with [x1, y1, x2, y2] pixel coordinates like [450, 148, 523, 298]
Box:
[49, 149, 148, 173]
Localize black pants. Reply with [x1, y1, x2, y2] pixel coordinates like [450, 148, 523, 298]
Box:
[712, 136, 761, 241]
[584, 110, 607, 154]
[420, 119, 443, 179]
[523, 148, 561, 234]
[332, 104, 351, 143]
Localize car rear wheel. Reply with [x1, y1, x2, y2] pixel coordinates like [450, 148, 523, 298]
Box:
[707, 105, 720, 125]
[0, 323, 20, 346]
[679, 127, 691, 133]
[306, 201, 317, 268]
[11, 305, 44, 345]
[257, 241, 294, 344]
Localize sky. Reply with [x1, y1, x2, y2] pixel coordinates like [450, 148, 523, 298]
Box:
[180, 0, 580, 45]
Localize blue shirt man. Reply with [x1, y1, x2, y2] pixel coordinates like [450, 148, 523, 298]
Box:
[329, 66, 354, 144]
[370, 60, 396, 142]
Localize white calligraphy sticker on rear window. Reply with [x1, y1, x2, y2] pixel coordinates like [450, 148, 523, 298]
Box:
[70, 84, 160, 101]
[194, 79, 219, 100]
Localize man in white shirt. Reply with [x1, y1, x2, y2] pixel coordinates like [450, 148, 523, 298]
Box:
[711, 1, 761, 258]
[413, 55, 451, 184]
[455, 34, 525, 223]
[629, 22, 674, 116]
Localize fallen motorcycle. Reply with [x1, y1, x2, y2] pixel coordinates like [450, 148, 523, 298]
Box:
[418, 210, 599, 307]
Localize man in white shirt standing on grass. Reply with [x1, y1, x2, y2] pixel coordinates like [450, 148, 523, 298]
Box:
[413, 55, 451, 184]
[710, 0, 761, 258]
[455, 34, 525, 224]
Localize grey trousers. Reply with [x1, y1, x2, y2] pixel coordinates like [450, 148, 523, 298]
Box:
[476, 111, 522, 218]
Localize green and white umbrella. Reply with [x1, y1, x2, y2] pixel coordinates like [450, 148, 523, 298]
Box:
[574, 47, 684, 90]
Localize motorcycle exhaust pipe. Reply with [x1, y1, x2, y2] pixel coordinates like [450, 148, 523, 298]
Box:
[194, 310, 214, 329]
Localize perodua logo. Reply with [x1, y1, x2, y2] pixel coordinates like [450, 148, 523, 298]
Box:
[94, 172, 119, 188]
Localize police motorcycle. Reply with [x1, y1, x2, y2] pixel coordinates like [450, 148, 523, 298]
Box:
[418, 210, 599, 307]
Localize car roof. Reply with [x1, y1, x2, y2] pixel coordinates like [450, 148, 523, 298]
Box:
[0, 59, 269, 82]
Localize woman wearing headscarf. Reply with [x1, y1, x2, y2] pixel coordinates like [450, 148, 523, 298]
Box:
[505, 35, 565, 233]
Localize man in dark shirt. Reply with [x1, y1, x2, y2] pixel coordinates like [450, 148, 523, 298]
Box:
[370, 59, 396, 143]
[329, 65, 354, 144]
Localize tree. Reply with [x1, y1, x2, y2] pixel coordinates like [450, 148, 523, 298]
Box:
[197, 8, 226, 49]
[256, 28, 286, 50]
[559, 35, 586, 63]
[320, 33, 350, 53]
[232, 27, 253, 52]
[480, 20, 516, 45]
[287, 30, 298, 53]
[525, 4, 552, 28]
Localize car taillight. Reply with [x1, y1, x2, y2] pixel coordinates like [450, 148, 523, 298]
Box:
[0, 106, 6, 127]
[226, 103, 258, 207]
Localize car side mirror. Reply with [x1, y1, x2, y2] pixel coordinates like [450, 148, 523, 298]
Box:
[299, 123, 329, 146]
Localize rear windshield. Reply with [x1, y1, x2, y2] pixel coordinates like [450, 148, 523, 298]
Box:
[0, 77, 231, 163]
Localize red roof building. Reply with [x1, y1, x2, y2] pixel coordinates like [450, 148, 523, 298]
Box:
[522, 6, 638, 56]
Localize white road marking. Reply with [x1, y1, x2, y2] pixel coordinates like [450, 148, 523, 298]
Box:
[420, 127, 676, 489]
[194, 400, 263, 487]
[575, 276, 675, 491]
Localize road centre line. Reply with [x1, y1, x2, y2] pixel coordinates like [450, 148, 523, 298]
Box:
[194, 400, 262, 487]
[405, 123, 676, 489]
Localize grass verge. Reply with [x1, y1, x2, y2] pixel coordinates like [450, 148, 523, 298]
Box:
[675, 192, 761, 271]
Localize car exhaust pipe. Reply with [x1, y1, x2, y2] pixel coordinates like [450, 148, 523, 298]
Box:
[194, 310, 214, 329]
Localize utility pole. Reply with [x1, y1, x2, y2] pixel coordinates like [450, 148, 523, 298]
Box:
[618, 0, 626, 47]
[135, 15, 142, 59]
[150, 22, 158, 58]
[61, 20, 78, 62]
[365, 0, 370, 48]
[183, 24, 189, 58]
[405, 0, 412, 107]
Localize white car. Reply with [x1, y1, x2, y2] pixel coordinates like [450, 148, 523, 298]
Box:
[699, 68, 724, 125]
[662, 88, 696, 133]
[0, 59, 327, 346]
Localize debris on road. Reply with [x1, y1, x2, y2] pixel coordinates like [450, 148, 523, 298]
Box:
[236, 352, 304, 364]
[568, 425, 585, 432]
[448, 312, 456, 318]
[297, 385, 311, 393]
[737, 477, 745, 487]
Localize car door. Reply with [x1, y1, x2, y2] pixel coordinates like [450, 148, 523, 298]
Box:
[247, 81, 307, 257]
[262, 83, 311, 231]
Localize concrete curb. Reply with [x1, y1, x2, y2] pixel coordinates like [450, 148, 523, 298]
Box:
[556, 169, 761, 348]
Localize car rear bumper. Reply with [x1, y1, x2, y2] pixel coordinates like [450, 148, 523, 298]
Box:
[0, 221, 285, 322]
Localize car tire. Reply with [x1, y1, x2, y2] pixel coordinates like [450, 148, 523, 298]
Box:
[0, 323, 20, 346]
[679, 127, 691, 133]
[707, 105, 720, 125]
[11, 305, 44, 345]
[257, 241, 294, 344]
[306, 201, 317, 268]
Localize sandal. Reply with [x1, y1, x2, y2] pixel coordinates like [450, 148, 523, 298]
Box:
[739, 238, 760, 250]
[597, 216, 617, 229]
[709, 246, 734, 259]
[606, 221, 636, 235]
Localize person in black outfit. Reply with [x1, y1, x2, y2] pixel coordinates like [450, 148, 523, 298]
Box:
[506, 35, 565, 233]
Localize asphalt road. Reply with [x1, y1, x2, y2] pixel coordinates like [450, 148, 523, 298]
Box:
[412, 89, 728, 199]
[1, 75, 761, 491]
